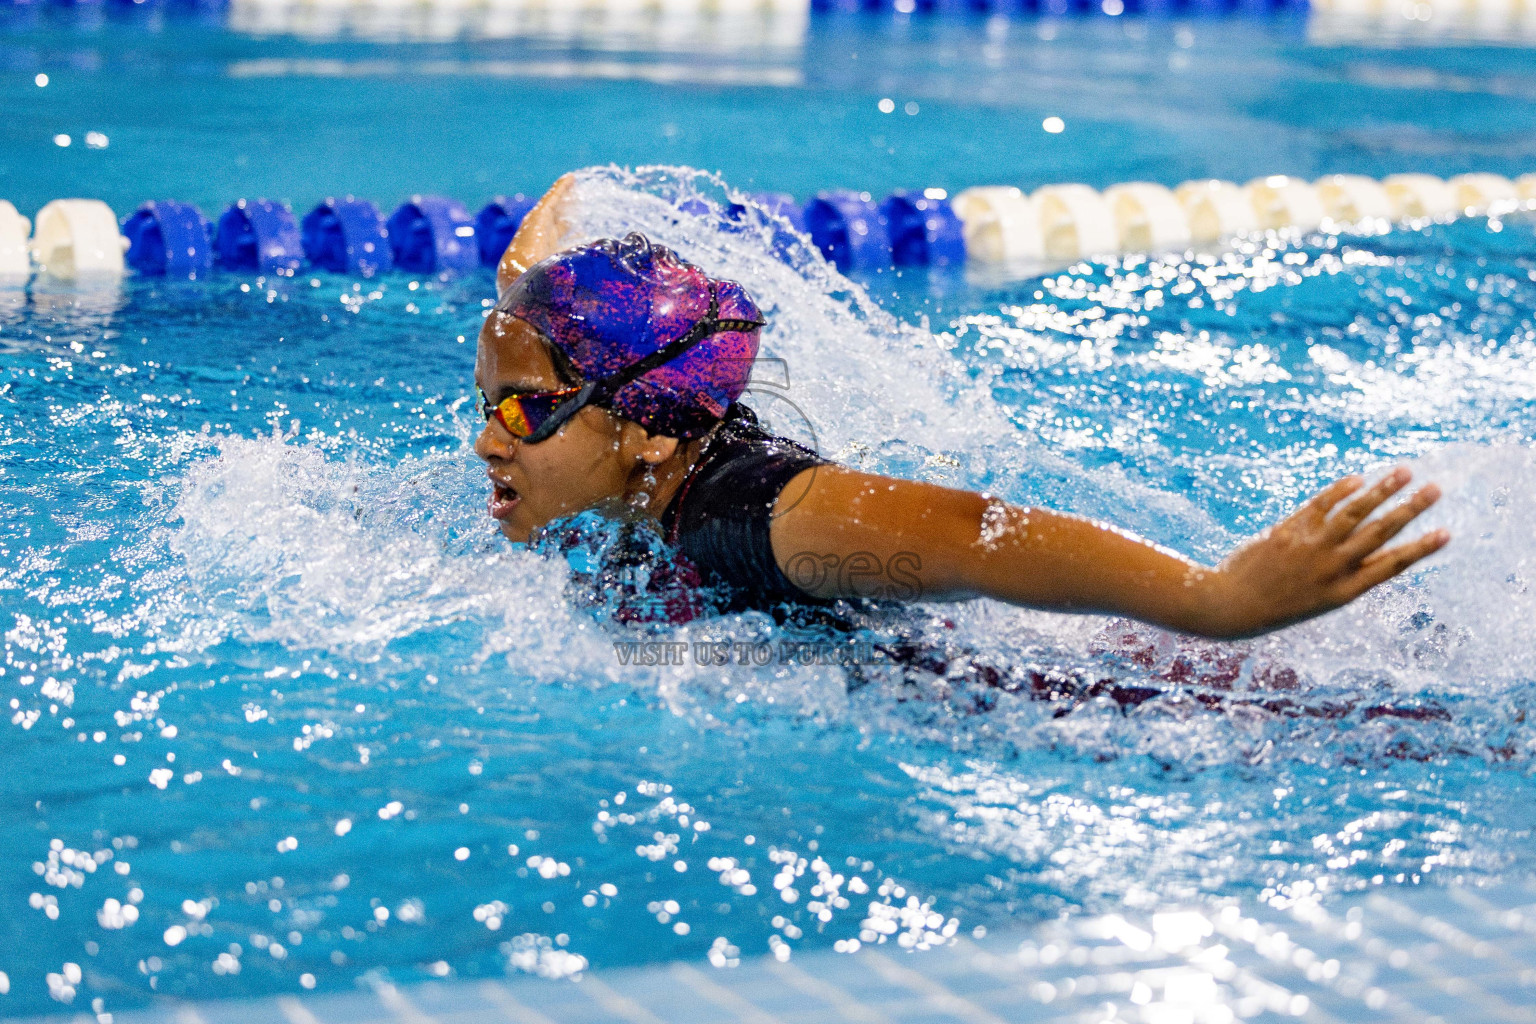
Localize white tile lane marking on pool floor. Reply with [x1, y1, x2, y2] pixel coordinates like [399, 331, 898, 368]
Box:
[276, 996, 324, 1024]
[1444, 884, 1536, 945]
[368, 980, 435, 1024]
[668, 964, 783, 1024]
[1363, 895, 1536, 1024]
[956, 930, 1329, 1024]
[1369, 890, 1533, 977]
[859, 950, 1012, 1024]
[476, 981, 561, 1024]
[763, 961, 892, 1024]
[1249, 895, 1527, 1020]
[577, 976, 669, 1024]
[10, 882, 1536, 1024]
[1204, 911, 1408, 1024]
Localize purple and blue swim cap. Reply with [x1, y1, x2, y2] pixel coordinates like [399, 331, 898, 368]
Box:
[498, 233, 763, 440]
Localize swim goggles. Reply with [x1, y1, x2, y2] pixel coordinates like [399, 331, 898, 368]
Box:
[478, 283, 765, 444]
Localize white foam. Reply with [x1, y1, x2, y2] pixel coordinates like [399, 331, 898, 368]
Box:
[164, 426, 589, 674]
[1264, 443, 1536, 693]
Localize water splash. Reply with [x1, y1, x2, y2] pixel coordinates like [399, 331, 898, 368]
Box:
[563, 165, 1216, 543]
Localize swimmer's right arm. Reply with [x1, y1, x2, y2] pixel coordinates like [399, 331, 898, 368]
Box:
[496, 173, 579, 296]
[768, 465, 1449, 640]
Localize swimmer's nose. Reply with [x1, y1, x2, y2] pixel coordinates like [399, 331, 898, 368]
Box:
[473, 419, 518, 462]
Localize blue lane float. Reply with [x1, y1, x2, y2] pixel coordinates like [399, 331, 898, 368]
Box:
[879, 191, 966, 267]
[676, 198, 716, 221]
[475, 195, 536, 268]
[750, 192, 806, 234]
[803, 190, 891, 271]
[811, 0, 1027, 13]
[121, 200, 213, 279]
[215, 199, 302, 275]
[387, 195, 477, 274]
[300, 197, 392, 277]
[103, 0, 229, 8]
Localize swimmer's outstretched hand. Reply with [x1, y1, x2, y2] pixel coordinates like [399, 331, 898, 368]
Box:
[497, 173, 579, 296]
[1198, 468, 1448, 639]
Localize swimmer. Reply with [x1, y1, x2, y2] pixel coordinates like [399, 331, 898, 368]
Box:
[474, 175, 1449, 641]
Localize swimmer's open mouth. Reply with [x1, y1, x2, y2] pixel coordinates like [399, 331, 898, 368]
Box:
[488, 482, 521, 520]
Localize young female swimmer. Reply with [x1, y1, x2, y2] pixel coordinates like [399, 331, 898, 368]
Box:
[474, 175, 1450, 640]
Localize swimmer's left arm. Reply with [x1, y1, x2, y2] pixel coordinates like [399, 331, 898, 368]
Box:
[768, 465, 1448, 640]
[497, 173, 579, 296]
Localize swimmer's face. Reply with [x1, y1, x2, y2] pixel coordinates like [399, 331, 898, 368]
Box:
[473, 311, 642, 544]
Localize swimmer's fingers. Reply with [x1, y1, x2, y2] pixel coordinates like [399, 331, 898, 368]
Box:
[1335, 483, 1442, 565]
[1322, 467, 1411, 540]
[1341, 528, 1450, 596]
[1298, 475, 1365, 525]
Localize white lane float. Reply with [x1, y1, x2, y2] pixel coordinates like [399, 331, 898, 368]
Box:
[1467, 0, 1519, 36]
[1313, 173, 1393, 225]
[1518, 173, 1536, 201]
[1032, 184, 1118, 261]
[1308, 0, 1536, 45]
[950, 186, 1043, 263]
[31, 199, 126, 280]
[1173, 180, 1257, 244]
[229, 0, 811, 48]
[1382, 173, 1457, 219]
[1245, 175, 1325, 232]
[1445, 172, 1518, 212]
[1102, 182, 1191, 252]
[0, 201, 30, 279]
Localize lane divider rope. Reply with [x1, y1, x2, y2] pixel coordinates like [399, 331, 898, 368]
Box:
[1, 173, 1532, 282]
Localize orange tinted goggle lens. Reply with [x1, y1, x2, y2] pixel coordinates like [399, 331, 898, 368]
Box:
[480, 387, 582, 439]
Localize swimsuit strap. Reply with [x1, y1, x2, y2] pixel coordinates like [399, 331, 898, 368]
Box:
[664, 416, 731, 546]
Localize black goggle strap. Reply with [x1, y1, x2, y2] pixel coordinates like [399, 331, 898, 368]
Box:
[522, 284, 766, 444]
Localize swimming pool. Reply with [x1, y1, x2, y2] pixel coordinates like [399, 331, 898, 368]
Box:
[2, 7, 1535, 1019]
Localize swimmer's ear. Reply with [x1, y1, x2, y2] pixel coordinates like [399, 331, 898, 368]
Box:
[636, 434, 681, 465]
[617, 419, 680, 465]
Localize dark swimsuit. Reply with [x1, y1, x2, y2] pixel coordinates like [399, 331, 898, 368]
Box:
[660, 403, 828, 612]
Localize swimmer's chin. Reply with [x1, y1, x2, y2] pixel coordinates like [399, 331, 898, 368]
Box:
[497, 519, 534, 544]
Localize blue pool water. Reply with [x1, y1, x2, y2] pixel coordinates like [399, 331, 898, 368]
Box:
[3, 8, 1536, 1020]
[5, 11, 1536, 211]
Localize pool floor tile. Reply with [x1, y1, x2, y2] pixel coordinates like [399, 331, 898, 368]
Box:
[17, 881, 1536, 1024]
